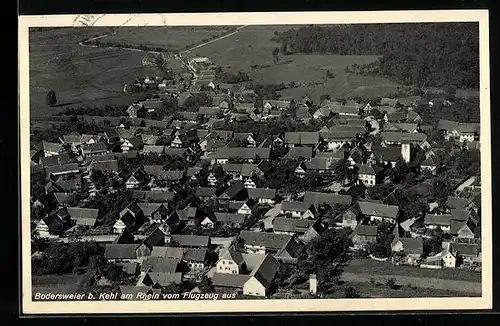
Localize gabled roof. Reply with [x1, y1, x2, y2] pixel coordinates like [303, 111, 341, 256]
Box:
[45, 163, 79, 175]
[140, 257, 180, 273]
[220, 181, 246, 199]
[89, 160, 119, 173]
[212, 273, 250, 288]
[42, 141, 63, 153]
[62, 134, 82, 144]
[39, 153, 72, 167]
[421, 156, 437, 167]
[284, 132, 319, 145]
[446, 196, 470, 210]
[151, 246, 184, 260]
[327, 104, 360, 115]
[272, 218, 316, 233]
[381, 132, 427, 143]
[214, 147, 270, 159]
[214, 212, 247, 225]
[458, 123, 480, 134]
[281, 201, 313, 213]
[285, 147, 313, 159]
[303, 191, 351, 206]
[142, 145, 165, 154]
[145, 272, 183, 286]
[182, 248, 207, 262]
[371, 146, 401, 162]
[249, 253, 280, 289]
[358, 164, 383, 175]
[177, 206, 197, 221]
[170, 234, 210, 247]
[132, 190, 174, 202]
[81, 142, 107, 153]
[66, 207, 99, 225]
[136, 203, 168, 217]
[196, 187, 217, 197]
[239, 230, 293, 251]
[357, 201, 399, 219]
[247, 188, 276, 200]
[398, 237, 423, 255]
[320, 131, 358, 141]
[437, 119, 459, 132]
[140, 134, 159, 145]
[450, 243, 479, 257]
[304, 157, 333, 171]
[219, 247, 245, 265]
[143, 166, 184, 180]
[424, 209, 469, 226]
[354, 224, 378, 237]
[104, 244, 139, 260]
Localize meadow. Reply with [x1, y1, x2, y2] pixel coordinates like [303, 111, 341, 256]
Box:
[96, 26, 236, 52]
[29, 28, 158, 118]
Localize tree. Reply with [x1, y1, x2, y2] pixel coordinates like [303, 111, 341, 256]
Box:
[333, 159, 358, 184]
[432, 176, 453, 207]
[46, 90, 57, 107]
[344, 286, 361, 298]
[198, 276, 215, 293]
[272, 47, 280, 64]
[369, 221, 394, 258]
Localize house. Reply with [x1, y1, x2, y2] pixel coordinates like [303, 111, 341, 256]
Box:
[272, 218, 324, 242]
[357, 164, 383, 187]
[88, 160, 119, 174]
[65, 207, 99, 227]
[233, 133, 257, 147]
[383, 122, 419, 133]
[280, 201, 315, 219]
[200, 216, 216, 229]
[242, 253, 280, 297]
[39, 153, 72, 167]
[81, 143, 108, 158]
[450, 242, 481, 266]
[312, 106, 331, 119]
[352, 224, 378, 248]
[170, 234, 210, 248]
[304, 157, 336, 173]
[214, 212, 247, 228]
[238, 230, 295, 254]
[151, 246, 184, 260]
[132, 190, 175, 203]
[420, 157, 437, 175]
[212, 273, 250, 294]
[356, 201, 399, 224]
[391, 237, 423, 265]
[183, 248, 208, 272]
[302, 191, 352, 209]
[284, 132, 319, 148]
[262, 99, 291, 111]
[338, 206, 360, 229]
[104, 244, 141, 262]
[45, 163, 80, 179]
[141, 145, 165, 155]
[437, 120, 480, 143]
[233, 201, 252, 216]
[218, 182, 248, 202]
[216, 247, 246, 274]
[380, 132, 427, 146]
[144, 166, 184, 183]
[326, 104, 360, 117]
[141, 272, 183, 288]
[321, 131, 358, 150]
[196, 187, 218, 201]
[212, 96, 231, 110]
[423, 209, 470, 233]
[286, 147, 314, 160]
[247, 188, 276, 205]
[211, 148, 270, 165]
[370, 146, 404, 167]
[42, 141, 63, 157]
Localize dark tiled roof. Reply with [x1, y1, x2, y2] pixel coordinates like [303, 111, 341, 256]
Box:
[303, 191, 351, 206]
[170, 234, 210, 247]
[239, 230, 292, 251]
[104, 244, 139, 260]
[357, 201, 399, 219]
[354, 224, 378, 237]
[212, 273, 250, 288]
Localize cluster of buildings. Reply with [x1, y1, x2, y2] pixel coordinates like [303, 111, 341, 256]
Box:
[30, 52, 482, 297]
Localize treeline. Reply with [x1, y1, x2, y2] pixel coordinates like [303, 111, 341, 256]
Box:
[273, 23, 479, 88]
[217, 71, 250, 84]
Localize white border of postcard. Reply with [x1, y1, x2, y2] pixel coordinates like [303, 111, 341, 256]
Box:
[19, 10, 492, 314]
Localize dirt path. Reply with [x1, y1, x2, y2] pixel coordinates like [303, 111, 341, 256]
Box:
[341, 272, 481, 295]
[186, 25, 249, 52]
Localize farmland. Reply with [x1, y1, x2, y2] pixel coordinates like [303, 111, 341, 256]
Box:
[29, 28, 159, 118]
[193, 25, 400, 101]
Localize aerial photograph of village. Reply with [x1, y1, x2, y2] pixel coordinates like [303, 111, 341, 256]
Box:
[28, 22, 482, 301]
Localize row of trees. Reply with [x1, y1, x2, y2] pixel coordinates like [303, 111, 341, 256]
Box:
[273, 23, 479, 88]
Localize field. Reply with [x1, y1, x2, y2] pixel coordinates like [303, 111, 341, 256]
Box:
[96, 26, 236, 51]
[344, 258, 481, 282]
[29, 28, 159, 118]
[193, 25, 400, 101]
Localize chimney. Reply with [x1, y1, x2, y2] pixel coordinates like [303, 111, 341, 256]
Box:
[309, 274, 317, 295]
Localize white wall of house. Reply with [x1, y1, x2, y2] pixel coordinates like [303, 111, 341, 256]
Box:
[244, 244, 266, 254]
[359, 174, 376, 186]
[258, 198, 274, 205]
[442, 252, 456, 268]
[216, 259, 240, 274]
[243, 276, 266, 297]
[426, 224, 451, 233]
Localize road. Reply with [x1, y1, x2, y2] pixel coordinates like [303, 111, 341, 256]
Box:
[185, 25, 249, 52]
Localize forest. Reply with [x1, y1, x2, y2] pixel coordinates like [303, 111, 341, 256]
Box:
[273, 23, 479, 88]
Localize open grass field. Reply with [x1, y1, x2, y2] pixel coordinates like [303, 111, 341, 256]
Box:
[194, 25, 400, 101]
[343, 258, 481, 283]
[96, 26, 236, 51]
[29, 28, 159, 118]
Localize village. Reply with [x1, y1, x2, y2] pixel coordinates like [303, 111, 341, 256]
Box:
[30, 49, 482, 300]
